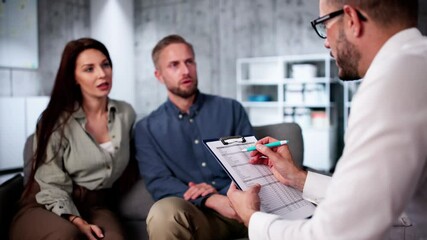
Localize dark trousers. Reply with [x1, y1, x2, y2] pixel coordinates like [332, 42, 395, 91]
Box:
[9, 182, 125, 240]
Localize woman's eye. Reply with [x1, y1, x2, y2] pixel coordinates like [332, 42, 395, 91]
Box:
[84, 67, 93, 72]
[102, 62, 111, 68]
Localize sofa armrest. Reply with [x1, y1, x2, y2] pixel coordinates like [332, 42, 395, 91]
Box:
[253, 122, 304, 168]
[0, 173, 24, 237]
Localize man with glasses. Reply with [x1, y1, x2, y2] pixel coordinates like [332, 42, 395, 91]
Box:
[228, 0, 427, 239]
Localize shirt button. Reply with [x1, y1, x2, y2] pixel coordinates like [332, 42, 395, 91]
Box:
[179, 114, 183, 119]
[112, 135, 115, 139]
[201, 162, 207, 167]
[189, 118, 193, 123]
[115, 146, 118, 150]
[194, 139, 199, 144]
[212, 181, 216, 185]
[107, 165, 111, 169]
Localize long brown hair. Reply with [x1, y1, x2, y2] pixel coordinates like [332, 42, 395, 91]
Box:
[23, 38, 113, 196]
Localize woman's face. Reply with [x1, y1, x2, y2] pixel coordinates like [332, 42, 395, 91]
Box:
[74, 49, 112, 100]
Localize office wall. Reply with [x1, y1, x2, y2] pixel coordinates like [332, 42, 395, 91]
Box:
[0, 0, 90, 97]
[134, 0, 323, 116]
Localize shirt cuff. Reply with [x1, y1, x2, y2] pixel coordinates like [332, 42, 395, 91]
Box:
[199, 193, 215, 208]
[44, 199, 80, 217]
[249, 211, 281, 240]
[302, 171, 331, 205]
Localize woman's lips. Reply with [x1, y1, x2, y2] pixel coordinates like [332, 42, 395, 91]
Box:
[97, 82, 110, 91]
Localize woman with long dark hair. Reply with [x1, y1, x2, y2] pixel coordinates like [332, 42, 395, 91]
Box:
[10, 38, 135, 240]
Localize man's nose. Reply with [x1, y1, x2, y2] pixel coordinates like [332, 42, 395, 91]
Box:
[181, 63, 190, 75]
[324, 38, 330, 49]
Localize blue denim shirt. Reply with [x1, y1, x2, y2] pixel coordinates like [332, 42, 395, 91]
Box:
[135, 92, 253, 206]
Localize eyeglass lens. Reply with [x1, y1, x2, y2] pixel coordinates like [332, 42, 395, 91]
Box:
[316, 23, 327, 38]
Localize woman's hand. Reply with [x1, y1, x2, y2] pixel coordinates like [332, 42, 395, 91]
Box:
[69, 216, 104, 240]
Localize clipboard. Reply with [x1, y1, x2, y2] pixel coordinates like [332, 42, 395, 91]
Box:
[203, 135, 315, 219]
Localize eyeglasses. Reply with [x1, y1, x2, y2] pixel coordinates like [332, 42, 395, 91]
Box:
[311, 9, 367, 39]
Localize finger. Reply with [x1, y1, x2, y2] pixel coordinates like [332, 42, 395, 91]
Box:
[248, 138, 270, 157]
[84, 230, 98, 240]
[184, 187, 198, 200]
[184, 191, 197, 200]
[201, 188, 216, 196]
[249, 156, 269, 165]
[90, 225, 104, 239]
[227, 183, 238, 197]
[250, 136, 280, 157]
[250, 183, 262, 194]
[256, 144, 281, 164]
[192, 186, 216, 199]
[258, 136, 279, 144]
[190, 188, 205, 200]
[184, 183, 205, 198]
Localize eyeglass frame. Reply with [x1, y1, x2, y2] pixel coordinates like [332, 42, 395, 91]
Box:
[311, 8, 367, 39]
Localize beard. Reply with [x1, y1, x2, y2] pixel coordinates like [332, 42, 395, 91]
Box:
[166, 78, 198, 99]
[335, 28, 362, 81]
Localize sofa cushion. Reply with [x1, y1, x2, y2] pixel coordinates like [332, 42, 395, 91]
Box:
[118, 178, 154, 220]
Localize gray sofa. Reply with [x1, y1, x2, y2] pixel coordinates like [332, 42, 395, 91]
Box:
[0, 122, 304, 240]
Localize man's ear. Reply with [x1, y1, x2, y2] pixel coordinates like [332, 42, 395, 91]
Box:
[154, 69, 164, 84]
[343, 5, 364, 38]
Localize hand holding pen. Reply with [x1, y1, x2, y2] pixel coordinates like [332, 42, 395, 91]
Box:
[247, 136, 307, 191]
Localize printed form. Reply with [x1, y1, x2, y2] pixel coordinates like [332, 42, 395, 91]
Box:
[205, 136, 315, 219]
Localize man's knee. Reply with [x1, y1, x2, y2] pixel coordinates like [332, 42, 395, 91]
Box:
[147, 197, 195, 224]
[147, 197, 203, 239]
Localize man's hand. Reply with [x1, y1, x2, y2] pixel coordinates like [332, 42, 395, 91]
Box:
[227, 183, 261, 227]
[183, 182, 218, 200]
[250, 136, 307, 191]
[204, 193, 242, 222]
[70, 216, 104, 240]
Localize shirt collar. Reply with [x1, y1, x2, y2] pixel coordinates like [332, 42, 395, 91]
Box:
[165, 90, 205, 119]
[72, 98, 116, 120]
[366, 28, 422, 77]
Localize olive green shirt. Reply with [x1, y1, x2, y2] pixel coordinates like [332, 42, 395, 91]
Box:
[34, 99, 136, 217]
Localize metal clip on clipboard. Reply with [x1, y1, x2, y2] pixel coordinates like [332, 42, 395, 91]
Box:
[219, 135, 246, 145]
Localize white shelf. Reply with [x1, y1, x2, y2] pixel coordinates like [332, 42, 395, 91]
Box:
[282, 77, 330, 83]
[342, 80, 362, 129]
[238, 80, 280, 85]
[237, 54, 338, 171]
[242, 101, 280, 108]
